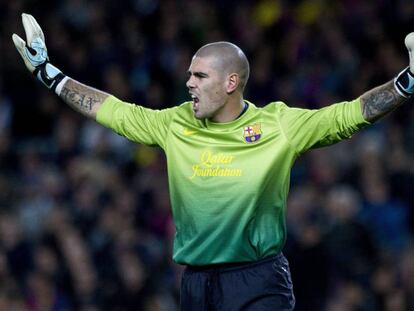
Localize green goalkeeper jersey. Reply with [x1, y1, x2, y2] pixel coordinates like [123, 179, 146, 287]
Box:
[97, 96, 369, 265]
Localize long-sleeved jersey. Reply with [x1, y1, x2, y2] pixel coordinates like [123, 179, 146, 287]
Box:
[97, 96, 369, 265]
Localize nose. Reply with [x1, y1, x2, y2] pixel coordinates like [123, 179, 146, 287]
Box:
[186, 75, 195, 89]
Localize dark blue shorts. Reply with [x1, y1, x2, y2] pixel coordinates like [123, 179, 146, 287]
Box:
[180, 253, 295, 311]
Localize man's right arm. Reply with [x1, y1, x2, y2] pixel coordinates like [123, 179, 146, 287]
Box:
[12, 13, 110, 121]
[58, 78, 109, 120]
[12, 13, 176, 149]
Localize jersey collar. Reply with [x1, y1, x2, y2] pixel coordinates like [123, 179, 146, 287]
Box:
[205, 100, 254, 131]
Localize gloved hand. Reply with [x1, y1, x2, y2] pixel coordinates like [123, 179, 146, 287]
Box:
[12, 13, 66, 94]
[394, 33, 414, 98]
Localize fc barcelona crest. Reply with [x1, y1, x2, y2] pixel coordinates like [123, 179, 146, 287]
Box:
[243, 124, 262, 143]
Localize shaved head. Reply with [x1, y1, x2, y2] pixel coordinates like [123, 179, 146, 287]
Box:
[194, 41, 250, 91]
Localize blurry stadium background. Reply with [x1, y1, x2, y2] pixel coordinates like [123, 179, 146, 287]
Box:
[0, 0, 414, 310]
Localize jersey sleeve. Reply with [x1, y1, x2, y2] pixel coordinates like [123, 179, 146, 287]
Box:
[277, 98, 370, 155]
[96, 95, 177, 149]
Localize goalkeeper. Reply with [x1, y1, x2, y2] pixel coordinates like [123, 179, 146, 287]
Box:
[12, 13, 414, 311]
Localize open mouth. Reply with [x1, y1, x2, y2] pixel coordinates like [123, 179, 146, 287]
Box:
[191, 95, 199, 110]
[191, 95, 199, 103]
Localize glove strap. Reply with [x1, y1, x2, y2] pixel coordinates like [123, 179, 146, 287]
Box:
[33, 62, 66, 93]
[394, 67, 414, 98]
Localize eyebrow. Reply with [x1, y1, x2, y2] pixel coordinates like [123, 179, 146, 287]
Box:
[187, 70, 209, 78]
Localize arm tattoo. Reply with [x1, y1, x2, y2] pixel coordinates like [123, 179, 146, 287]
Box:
[360, 81, 407, 122]
[60, 88, 96, 111]
[59, 79, 109, 119]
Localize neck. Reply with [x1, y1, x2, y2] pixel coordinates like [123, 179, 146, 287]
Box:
[211, 96, 245, 123]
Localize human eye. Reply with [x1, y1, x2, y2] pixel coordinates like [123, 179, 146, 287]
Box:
[194, 72, 208, 79]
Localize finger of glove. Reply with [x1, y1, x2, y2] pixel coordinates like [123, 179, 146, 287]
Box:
[405, 32, 414, 72]
[12, 34, 35, 72]
[12, 33, 29, 62]
[12, 33, 26, 54]
[22, 13, 45, 46]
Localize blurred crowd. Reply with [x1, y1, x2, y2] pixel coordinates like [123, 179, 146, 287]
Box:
[0, 0, 414, 310]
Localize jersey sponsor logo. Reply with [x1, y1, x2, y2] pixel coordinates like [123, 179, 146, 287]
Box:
[243, 123, 262, 143]
[189, 149, 242, 179]
[183, 128, 197, 136]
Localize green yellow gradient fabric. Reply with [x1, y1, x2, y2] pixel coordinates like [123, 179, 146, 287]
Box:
[97, 97, 369, 265]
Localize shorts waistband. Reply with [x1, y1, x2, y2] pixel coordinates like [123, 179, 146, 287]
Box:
[185, 252, 284, 273]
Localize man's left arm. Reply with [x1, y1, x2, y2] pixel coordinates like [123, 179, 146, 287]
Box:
[361, 33, 414, 122]
[360, 81, 405, 122]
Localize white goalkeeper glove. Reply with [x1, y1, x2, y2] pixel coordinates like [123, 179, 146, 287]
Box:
[12, 13, 67, 94]
[394, 33, 414, 98]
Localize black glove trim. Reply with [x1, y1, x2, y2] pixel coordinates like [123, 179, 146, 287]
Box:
[33, 62, 66, 92]
[394, 67, 414, 98]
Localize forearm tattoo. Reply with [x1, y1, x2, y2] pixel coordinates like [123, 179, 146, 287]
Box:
[360, 81, 407, 122]
[59, 79, 109, 119]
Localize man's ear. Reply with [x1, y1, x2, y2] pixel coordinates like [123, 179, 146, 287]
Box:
[226, 73, 239, 93]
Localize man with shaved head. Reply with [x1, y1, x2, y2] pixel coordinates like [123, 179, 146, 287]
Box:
[13, 13, 414, 311]
[194, 41, 250, 90]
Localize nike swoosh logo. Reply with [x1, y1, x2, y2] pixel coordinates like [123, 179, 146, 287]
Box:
[183, 128, 197, 136]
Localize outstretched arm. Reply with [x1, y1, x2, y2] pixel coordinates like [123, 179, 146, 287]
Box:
[360, 33, 414, 122]
[12, 13, 109, 120]
[58, 78, 109, 119]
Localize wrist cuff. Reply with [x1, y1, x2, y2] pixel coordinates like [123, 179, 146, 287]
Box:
[33, 62, 66, 92]
[394, 67, 414, 98]
[55, 76, 69, 96]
